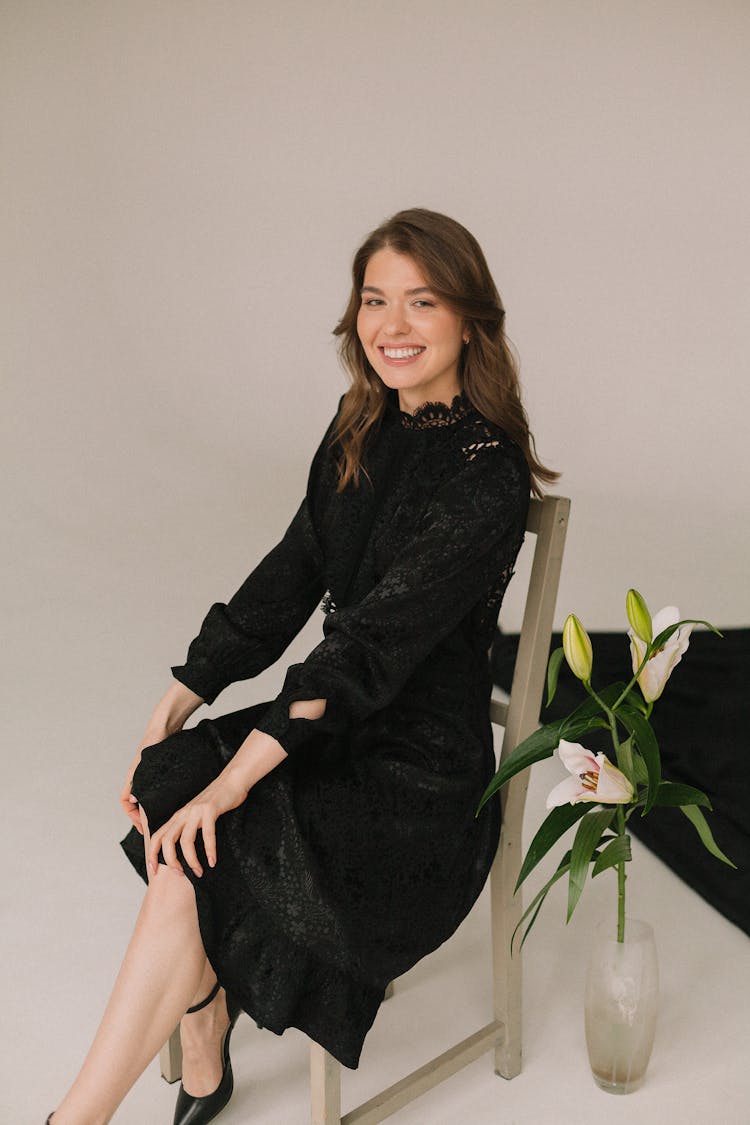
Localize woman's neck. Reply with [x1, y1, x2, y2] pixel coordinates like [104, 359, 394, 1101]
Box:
[397, 378, 462, 415]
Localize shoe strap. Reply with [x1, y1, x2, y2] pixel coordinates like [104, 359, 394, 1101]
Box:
[185, 979, 221, 1014]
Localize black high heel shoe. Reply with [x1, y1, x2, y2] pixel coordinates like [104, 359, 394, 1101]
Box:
[172, 981, 242, 1125]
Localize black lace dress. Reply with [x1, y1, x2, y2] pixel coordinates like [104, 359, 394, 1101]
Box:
[121, 388, 530, 1069]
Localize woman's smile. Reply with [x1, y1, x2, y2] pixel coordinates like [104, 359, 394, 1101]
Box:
[379, 344, 427, 365]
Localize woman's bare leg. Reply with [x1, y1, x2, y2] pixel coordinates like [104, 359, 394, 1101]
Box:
[49, 812, 212, 1125]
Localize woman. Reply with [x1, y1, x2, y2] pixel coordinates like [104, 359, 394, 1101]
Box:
[47, 208, 557, 1124]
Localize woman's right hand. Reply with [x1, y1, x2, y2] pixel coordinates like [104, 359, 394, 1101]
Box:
[120, 726, 173, 833]
[121, 682, 205, 832]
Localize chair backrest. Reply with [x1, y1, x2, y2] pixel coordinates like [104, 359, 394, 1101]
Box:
[490, 495, 570, 752]
[489, 493, 570, 1077]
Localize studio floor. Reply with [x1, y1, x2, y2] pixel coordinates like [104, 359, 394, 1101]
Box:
[6, 671, 748, 1125]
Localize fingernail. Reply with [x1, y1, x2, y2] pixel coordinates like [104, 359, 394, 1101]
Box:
[209, 857, 216, 868]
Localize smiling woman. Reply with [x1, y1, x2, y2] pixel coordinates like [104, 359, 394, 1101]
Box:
[48, 208, 557, 1125]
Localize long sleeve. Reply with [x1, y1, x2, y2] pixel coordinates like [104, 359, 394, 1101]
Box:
[170, 403, 343, 705]
[254, 439, 530, 757]
[170, 497, 326, 705]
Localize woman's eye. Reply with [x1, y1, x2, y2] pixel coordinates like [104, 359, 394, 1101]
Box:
[413, 299, 435, 308]
[361, 298, 384, 307]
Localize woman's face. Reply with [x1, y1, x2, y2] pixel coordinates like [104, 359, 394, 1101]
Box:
[357, 248, 466, 412]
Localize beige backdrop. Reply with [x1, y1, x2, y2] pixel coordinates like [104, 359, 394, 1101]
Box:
[4, 6, 750, 1120]
[3, 0, 749, 732]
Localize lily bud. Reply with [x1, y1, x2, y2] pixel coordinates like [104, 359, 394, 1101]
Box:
[626, 589, 653, 644]
[562, 614, 593, 682]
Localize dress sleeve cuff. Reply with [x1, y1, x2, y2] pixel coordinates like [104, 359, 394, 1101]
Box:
[253, 663, 350, 759]
[170, 662, 229, 707]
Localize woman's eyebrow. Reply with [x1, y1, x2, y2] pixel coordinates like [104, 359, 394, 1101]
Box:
[360, 285, 435, 296]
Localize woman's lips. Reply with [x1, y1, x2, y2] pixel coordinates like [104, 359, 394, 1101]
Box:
[378, 345, 426, 366]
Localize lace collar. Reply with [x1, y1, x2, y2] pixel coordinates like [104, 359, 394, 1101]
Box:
[395, 390, 474, 430]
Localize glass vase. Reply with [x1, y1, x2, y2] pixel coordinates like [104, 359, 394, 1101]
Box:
[584, 918, 659, 1094]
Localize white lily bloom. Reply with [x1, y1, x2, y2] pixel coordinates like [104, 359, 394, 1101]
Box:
[545, 740, 634, 809]
[629, 605, 693, 702]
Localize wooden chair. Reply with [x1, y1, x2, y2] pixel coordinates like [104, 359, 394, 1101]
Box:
[309, 494, 570, 1123]
[160, 495, 571, 1124]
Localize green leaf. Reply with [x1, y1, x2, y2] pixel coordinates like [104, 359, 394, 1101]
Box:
[476, 720, 563, 813]
[592, 834, 632, 877]
[649, 618, 723, 656]
[615, 736, 635, 786]
[515, 802, 590, 891]
[546, 646, 565, 707]
[654, 782, 713, 810]
[559, 682, 628, 740]
[679, 805, 737, 868]
[625, 691, 649, 716]
[632, 752, 649, 786]
[617, 705, 661, 813]
[559, 715, 611, 742]
[511, 855, 571, 954]
[567, 808, 616, 921]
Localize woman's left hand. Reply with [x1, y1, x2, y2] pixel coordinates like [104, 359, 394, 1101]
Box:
[146, 769, 250, 879]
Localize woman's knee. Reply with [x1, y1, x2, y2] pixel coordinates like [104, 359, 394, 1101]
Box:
[144, 861, 197, 914]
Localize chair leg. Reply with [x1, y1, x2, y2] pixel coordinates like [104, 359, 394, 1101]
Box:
[160, 1026, 183, 1084]
[490, 803, 525, 1080]
[310, 1041, 341, 1124]
[493, 948, 521, 1079]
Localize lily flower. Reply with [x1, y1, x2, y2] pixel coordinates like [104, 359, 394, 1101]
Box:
[629, 605, 693, 702]
[545, 740, 634, 809]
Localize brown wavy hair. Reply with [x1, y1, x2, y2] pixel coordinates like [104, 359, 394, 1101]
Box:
[330, 208, 558, 498]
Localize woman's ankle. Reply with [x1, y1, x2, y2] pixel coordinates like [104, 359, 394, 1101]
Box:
[180, 987, 229, 1047]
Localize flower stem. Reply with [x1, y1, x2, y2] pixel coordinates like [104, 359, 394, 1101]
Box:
[616, 806, 627, 943]
[586, 684, 623, 757]
[589, 681, 629, 941]
[584, 684, 620, 747]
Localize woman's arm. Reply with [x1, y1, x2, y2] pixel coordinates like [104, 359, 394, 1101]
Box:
[170, 402, 342, 706]
[145, 696, 327, 876]
[253, 440, 531, 760]
[149, 680, 206, 735]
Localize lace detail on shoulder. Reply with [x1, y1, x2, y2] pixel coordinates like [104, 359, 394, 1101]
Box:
[321, 589, 338, 615]
[458, 416, 508, 462]
[399, 391, 473, 430]
[463, 438, 502, 462]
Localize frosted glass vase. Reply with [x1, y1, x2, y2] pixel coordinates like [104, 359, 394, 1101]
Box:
[584, 918, 659, 1094]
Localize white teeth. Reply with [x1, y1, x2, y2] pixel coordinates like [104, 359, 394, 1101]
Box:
[383, 346, 424, 358]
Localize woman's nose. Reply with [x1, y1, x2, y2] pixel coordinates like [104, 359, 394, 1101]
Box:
[383, 304, 410, 335]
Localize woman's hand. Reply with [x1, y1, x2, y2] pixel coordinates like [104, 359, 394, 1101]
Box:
[121, 682, 205, 834]
[120, 727, 171, 834]
[146, 769, 250, 879]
